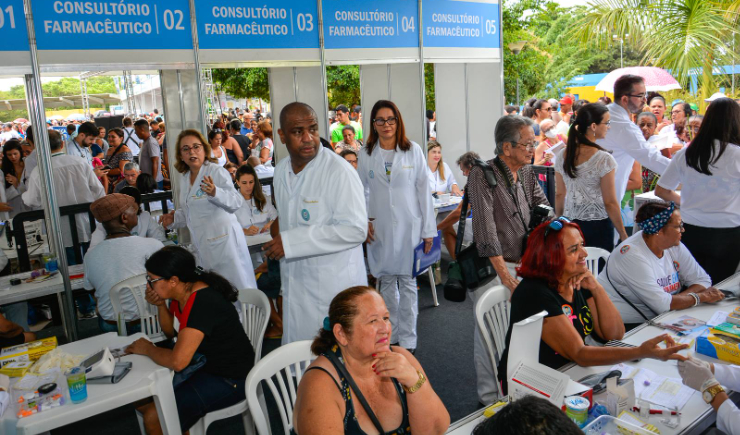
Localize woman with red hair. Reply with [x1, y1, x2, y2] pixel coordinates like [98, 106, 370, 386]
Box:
[497, 218, 688, 393]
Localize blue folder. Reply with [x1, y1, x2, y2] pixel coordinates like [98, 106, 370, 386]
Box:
[412, 230, 442, 278]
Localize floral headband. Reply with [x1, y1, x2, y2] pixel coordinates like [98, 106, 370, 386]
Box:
[642, 202, 675, 235]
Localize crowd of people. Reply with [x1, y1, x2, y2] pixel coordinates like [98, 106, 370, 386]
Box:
[0, 73, 740, 434]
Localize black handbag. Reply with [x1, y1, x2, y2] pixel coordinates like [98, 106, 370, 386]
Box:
[455, 161, 497, 290]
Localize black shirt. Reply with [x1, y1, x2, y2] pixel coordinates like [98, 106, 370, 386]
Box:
[498, 278, 594, 391]
[232, 134, 251, 161]
[170, 287, 255, 380]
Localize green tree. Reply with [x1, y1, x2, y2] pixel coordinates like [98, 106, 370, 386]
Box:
[571, 0, 740, 107]
[424, 63, 435, 112]
[211, 68, 270, 102]
[326, 65, 360, 109]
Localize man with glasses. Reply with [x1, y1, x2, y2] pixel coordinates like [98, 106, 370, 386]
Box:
[466, 115, 550, 404]
[264, 102, 368, 346]
[597, 74, 670, 201]
[83, 194, 164, 335]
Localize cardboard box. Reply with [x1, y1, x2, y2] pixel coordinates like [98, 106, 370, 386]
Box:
[0, 337, 58, 367]
[696, 331, 740, 364]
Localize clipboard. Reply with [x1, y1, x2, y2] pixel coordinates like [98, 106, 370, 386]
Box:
[412, 231, 441, 277]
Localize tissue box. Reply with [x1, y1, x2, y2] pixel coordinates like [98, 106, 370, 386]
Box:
[0, 361, 34, 378]
[0, 337, 58, 367]
[696, 331, 740, 364]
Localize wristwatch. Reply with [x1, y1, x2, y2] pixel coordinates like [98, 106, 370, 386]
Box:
[703, 383, 725, 404]
[403, 370, 427, 394]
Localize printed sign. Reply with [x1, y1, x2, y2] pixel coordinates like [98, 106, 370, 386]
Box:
[0, 0, 28, 51]
[32, 0, 193, 50]
[422, 0, 500, 49]
[195, 1, 319, 49]
[322, 0, 419, 50]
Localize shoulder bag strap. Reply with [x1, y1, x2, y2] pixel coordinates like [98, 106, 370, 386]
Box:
[456, 161, 497, 257]
[325, 351, 386, 435]
[604, 256, 654, 322]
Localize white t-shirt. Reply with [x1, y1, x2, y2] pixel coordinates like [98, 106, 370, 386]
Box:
[657, 143, 740, 227]
[554, 149, 616, 220]
[83, 236, 164, 322]
[379, 148, 395, 180]
[88, 211, 167, 250]
[122, 127, 141, 156]
[427, 161, 458, 193]
[234, 196, 278, 229]
[598, 231, 711, 324]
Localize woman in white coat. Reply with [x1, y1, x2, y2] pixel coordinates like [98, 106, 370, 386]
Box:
[160, 130, 257, 291]
[358, 100, 436, 353]
[427, 140, 462, 196]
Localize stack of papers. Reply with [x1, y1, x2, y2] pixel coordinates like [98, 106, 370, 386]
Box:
[610, 363, 695, 410]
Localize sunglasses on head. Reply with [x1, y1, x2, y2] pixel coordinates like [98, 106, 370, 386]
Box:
[544, 216, 572, 239]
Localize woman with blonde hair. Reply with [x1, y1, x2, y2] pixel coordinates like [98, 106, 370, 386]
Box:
[426, 141, 462, 196]
[256, 120, 274, 166]
[159, 129, 257, 291]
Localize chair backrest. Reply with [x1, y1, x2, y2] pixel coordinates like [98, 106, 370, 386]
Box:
[474, 284, 511, 399]
[109, 273, 165, 342]
[585, 247, 610, 276]
[246, 340, 314, 435]
[238, 288, 271, 365]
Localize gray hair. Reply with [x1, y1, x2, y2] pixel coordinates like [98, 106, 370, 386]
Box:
[689, 114, 704, 124]
[494, 115, 534, 154]
[123, 162, 140, 172]
[456, 151, 481, 171]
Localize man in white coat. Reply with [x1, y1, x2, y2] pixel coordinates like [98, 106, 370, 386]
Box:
[264, 102, 368, 345]
[596, 74, 670, 201]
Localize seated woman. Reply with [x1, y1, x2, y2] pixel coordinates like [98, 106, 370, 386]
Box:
[293, 286, 450, 435]
[498, 218, 688, 393]
[234, 165, 277, 267]
[427, 141, 462, 196]
[598, 202, 724, 330]
[127, 246, 255, 435]
[436, 151, 479, 259]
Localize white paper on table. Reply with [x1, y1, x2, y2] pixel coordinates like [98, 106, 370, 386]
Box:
[707, 311, 729, 327]
[610, 363, 694, 410]
[640, 377, 694, 410]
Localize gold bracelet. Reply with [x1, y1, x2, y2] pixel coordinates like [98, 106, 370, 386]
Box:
[403, 370, 427, 394]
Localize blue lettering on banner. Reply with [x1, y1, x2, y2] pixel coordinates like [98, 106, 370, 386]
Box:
[31, 0, 193, 50]
[422, 0, 500, 49]
[0, 0, 29, 51]
[196, 0, 319, 49]
[322, 0, 418, 50]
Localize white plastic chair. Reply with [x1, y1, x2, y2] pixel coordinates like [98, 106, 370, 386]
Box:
[585, 247, 610, 276]
[188, 288, 271, 435]
[474, 284, 511, 399]
[246, 340, 314, 435]
[109, 273, 166, 342]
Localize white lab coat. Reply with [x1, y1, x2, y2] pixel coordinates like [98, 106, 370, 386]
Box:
[170, 161, 256, 291]
[358, 142, 436, 277]
[427, 161, 458, 193]
[0, 170, 12, 222]
[713, 364, 740, 434]
[22, 153, 105, 247]
[596, 103, 670, 201]
[274, 145, 368, 345]
[5, 165, 31, 219]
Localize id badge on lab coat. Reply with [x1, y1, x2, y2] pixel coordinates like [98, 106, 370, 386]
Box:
[299, 196, 321, 225]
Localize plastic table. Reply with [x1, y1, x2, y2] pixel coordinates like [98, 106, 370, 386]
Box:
[0, 332, 180, 435]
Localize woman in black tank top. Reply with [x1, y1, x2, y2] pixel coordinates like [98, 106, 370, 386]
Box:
[292, 287, 449, 435]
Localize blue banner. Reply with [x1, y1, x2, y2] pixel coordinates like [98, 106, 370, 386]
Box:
[422, 0, 500, 49]
[322, 0, 419, 50]
[31, 0, 193, 50]
[0, 0, 29, 51]
[196, 1, 319, 49]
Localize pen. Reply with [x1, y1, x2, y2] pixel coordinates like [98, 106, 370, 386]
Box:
[632, 406, 680, 415]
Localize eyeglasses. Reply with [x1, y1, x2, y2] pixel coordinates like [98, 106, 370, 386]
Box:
[181, 144, 203, 153]
[627, 94, 647, 100]
[146, 275, 165, 287]
[515, 142, 537, 150]
[373, 117, 398, 126]
[346, 159, 358, 164]
[670, 110, 684, 115]
[600, 121, 612, 126]
[544, 216, 572, 239]
[542, 107, 554, 111]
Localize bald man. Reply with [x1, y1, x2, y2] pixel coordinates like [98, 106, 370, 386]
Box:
[263, 102, 368, 345]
